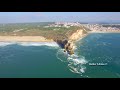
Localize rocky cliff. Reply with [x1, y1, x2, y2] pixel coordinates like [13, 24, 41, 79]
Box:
[62, 29, 87, 55]
[68, 29, 84, 41]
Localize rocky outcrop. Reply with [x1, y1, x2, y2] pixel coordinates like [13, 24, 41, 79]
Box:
[55, 29, 87, 55]
[55, 39, 74, 55]
[64, 40, 74, 55]
[64, 29, 87, 55]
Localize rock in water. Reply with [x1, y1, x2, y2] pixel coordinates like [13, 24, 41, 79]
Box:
[64, 49, 66, 52]
[69, 50, 74, 55]
[63, 40, 74, 55]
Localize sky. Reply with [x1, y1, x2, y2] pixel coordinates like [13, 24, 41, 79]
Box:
[0, 12, 120, 23]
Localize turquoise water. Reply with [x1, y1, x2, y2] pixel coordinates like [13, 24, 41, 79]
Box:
[76, 33, 120, 78]
[0, 33, 120, 78]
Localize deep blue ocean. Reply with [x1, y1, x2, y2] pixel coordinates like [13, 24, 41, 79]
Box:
[0, 33, 120, 78]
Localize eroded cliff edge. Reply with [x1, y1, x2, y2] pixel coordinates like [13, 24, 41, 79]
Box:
[0, 24, 89, 55]
[54, 28, 88, 55]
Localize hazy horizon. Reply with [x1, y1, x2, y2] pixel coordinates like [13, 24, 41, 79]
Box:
[0, 12, 120, 23]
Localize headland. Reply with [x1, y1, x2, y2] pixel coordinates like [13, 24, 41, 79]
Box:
[0, 22, 120, 55]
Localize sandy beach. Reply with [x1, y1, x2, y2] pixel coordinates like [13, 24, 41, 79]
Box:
[0, 36, 54, 42]
[1, 30, 119, 43]
[88, 31, 120, 33]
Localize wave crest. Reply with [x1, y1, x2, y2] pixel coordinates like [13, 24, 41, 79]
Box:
[56, 48, 88, 74]
[0, 42, 59, 47]
[0, 42, 15, 47]
[67, 54, 88, 74]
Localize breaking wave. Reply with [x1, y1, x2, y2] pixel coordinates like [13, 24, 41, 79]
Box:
[67, 54, 88, 74]
[56, 48, 88, 75]
[0, 42, 59, 47]
[0, 42, 15, 47]
[0, 41, 88, 75]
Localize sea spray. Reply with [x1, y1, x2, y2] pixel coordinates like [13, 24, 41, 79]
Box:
[56, 47, 88, 74]
[0, 42, 59, 47]
[56, 49, 68, 62]
[67, 54, 88, 74]
[0, 42, 16, 47]
[0, 41, 88, 75]
[0, 33, 119, 78]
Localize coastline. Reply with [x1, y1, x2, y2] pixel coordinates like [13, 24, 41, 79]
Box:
[75, 33, 88, 42]
[65, 30, 88, 53]
[1, 30, 118, 47]
[0, 36, 54, 42]
[69, 29, 88, 43]
[77, 31, 120, 41]
[88, 31, 120, 33]
[0, 29, 88, 45]
[1, 31, 119, 43]
[70, 30, 120, 52]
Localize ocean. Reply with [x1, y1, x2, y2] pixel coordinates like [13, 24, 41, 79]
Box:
[0, 33, 120, 78]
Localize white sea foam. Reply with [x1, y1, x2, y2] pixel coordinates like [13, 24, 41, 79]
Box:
[67, 55, 88, 74]
[0, 42, 59, 47]
[68, 54, 88, 65]
[0, 42, 15, 47]
[80, 66, 86, 73]
[56, 47, 88, 75]
[56, 49, 68, 62]
[18, 42, 59, 47]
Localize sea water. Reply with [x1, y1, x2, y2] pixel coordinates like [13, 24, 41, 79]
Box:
[0, 33, 120, 78]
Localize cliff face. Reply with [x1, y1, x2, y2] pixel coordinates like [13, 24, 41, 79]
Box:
[68, 29, 83, 41]
[45, 28, 87, 55]
[64, 41, 74, 55]
[63, 29, 86, 55]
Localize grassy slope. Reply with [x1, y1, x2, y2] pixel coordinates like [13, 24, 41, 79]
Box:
[0, 23, 88, 41]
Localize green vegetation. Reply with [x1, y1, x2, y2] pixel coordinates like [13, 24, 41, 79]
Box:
[0, 22, 54, 32]
[0, 22, 88, 41]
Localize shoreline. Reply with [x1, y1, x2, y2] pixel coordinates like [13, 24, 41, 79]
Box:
[70, 30, 120, 52]
[88, 31, 120, 33]
[75, 33, 88, 42]
[0, 36, 54, 42]
[0, 31, 119, 43]
[0, 31, 119, 42]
